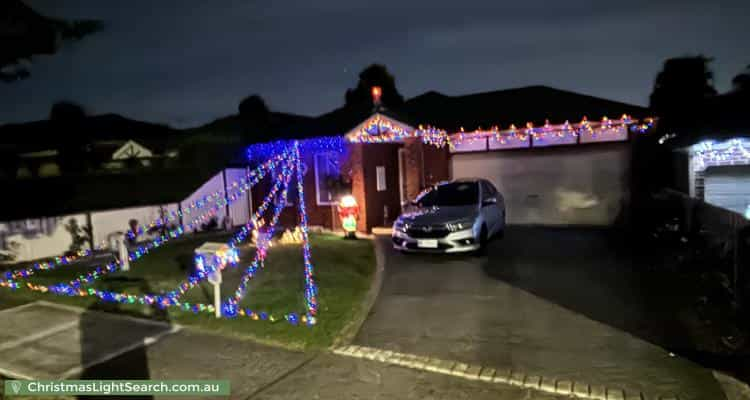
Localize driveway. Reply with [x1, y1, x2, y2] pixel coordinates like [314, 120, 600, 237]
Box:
[355, 227, 727, 400]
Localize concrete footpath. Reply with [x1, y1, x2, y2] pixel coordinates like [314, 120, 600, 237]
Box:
[0, 300, 567, 399]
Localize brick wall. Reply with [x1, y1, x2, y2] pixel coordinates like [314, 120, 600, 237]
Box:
[423, 143, 450, 186]
[249, 140, 449, 233]
[403, 138, 424, 201]
[250, 151, 344, 231]
[402, 139, 450, 200]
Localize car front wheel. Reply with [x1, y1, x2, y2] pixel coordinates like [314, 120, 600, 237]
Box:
[474, 225, 488, 256]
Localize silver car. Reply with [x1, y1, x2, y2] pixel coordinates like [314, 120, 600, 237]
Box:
[392, 179, 506, 253]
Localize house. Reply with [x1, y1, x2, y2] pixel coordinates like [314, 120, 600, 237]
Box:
[0, 113, 182, 179]
[0, 85, 654, 259]
[249, 85, 651, 233]
[665, 90, 750, 217]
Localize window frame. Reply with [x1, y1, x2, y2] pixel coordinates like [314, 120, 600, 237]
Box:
[313, 152, 338, 206]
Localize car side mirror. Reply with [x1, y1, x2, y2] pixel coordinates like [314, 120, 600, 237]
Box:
[482, 197, 497, 206]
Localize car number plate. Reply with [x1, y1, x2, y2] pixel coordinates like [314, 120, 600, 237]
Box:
[417, 239, 438, 248]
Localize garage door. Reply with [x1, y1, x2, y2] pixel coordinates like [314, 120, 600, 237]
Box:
[450, 144, 630, 225]
[704, 165, 750, 216]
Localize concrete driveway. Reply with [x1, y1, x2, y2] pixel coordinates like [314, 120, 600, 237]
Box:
[355, 227, 726, 400]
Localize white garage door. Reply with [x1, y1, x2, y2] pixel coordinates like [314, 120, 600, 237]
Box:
[704, 166, 750, 216]
[450, 145, 630, 225]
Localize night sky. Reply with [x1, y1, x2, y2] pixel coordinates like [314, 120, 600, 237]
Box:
[3, 0, 749, 128]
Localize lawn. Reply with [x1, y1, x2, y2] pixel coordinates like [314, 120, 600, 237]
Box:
[0, 232, 375, 350]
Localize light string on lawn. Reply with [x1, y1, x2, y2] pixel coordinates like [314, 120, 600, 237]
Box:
[0, 151, 287, 291]
[4, 154, 296, 316]
[294, 140, 319, 320]
[163, 156, 294, 305]
[0, 153, 288, 284]
[1, 146, 320, 327]
[220, 150, 295, 321]
[223, 141, 318, 326]
[124, 151, 287, 239]
[26, 155, 285, 301]
[5, 178, 247, 296]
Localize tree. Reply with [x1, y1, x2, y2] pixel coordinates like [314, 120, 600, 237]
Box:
[51, 101, 89, 173]
[50, 101, 86, 123]
[732, 64, 750, 92]
[345, 64, 404, 109]
[238, 95, 270, 122]
[238, 94, 271, 140]
[1, 0, 102, 83]
[649, 56, 717, 123]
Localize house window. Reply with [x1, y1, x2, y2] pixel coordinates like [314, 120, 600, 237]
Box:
[314, 153, 340, 205]
[376, 166, 387, 191]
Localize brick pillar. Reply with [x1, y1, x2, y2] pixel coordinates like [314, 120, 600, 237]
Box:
[349, 143, 368, 233]
[403, 138, 425, 201]
[423, 145, 450, 186]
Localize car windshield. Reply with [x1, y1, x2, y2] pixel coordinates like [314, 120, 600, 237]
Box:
[417, 182, 479, 207]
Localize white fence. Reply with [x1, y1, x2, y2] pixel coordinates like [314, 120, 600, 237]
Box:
[0, 168, 253, 263]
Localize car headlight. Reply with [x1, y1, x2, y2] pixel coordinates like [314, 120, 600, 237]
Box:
[393, 220, 409, 232]
[446, 220, 473, 232]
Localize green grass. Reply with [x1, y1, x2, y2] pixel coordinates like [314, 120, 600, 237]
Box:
[0, 233, 375, 350]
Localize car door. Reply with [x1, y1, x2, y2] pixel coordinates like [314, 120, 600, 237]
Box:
[480, 180, 501, 234]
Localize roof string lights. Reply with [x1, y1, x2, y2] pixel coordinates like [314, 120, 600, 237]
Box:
[692, 138, 750, 171]
[345, 114, 653, 149]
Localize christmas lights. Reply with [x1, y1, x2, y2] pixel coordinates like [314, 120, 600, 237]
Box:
[226, 154, 294, 306]
[46, 157, 293, 305]
[1, 152, 289, 283]
[692, 138, 750, 171]
[345, 114, 652, 149]
[165, 157, 294, 303]
[0, 151, 287, 289]
[247, 136, 346, 163]
[1, 149, 321, 327]
[451, 115, 636, 147]
[293, 141, 318, 321]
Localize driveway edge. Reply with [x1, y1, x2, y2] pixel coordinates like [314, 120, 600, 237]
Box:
[333, 344, 680, 400]
[330, 235, 386, 348]
[715, 371, 750, 400]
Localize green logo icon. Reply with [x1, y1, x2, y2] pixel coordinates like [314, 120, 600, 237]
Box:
[10, 381, 22, 395]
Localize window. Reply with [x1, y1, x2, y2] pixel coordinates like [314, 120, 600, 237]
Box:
[417, 182, 479, 207]
[314, 153, 340, 205]
[376, 166, 387, 191]
[480, 181, 496, 200]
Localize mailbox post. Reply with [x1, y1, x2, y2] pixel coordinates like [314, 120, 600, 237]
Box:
[118, 237, 130, 272]
[194, 242, 239, 318]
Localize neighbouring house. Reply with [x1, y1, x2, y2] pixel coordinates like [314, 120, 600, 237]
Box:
[0, 113, 181, 179]
[666, 90, 750, 217]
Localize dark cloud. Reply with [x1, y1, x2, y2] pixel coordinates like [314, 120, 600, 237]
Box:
[2, 0, 749, 128]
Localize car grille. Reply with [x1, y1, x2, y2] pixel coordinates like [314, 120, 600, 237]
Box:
[406, 225, 449, 238]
